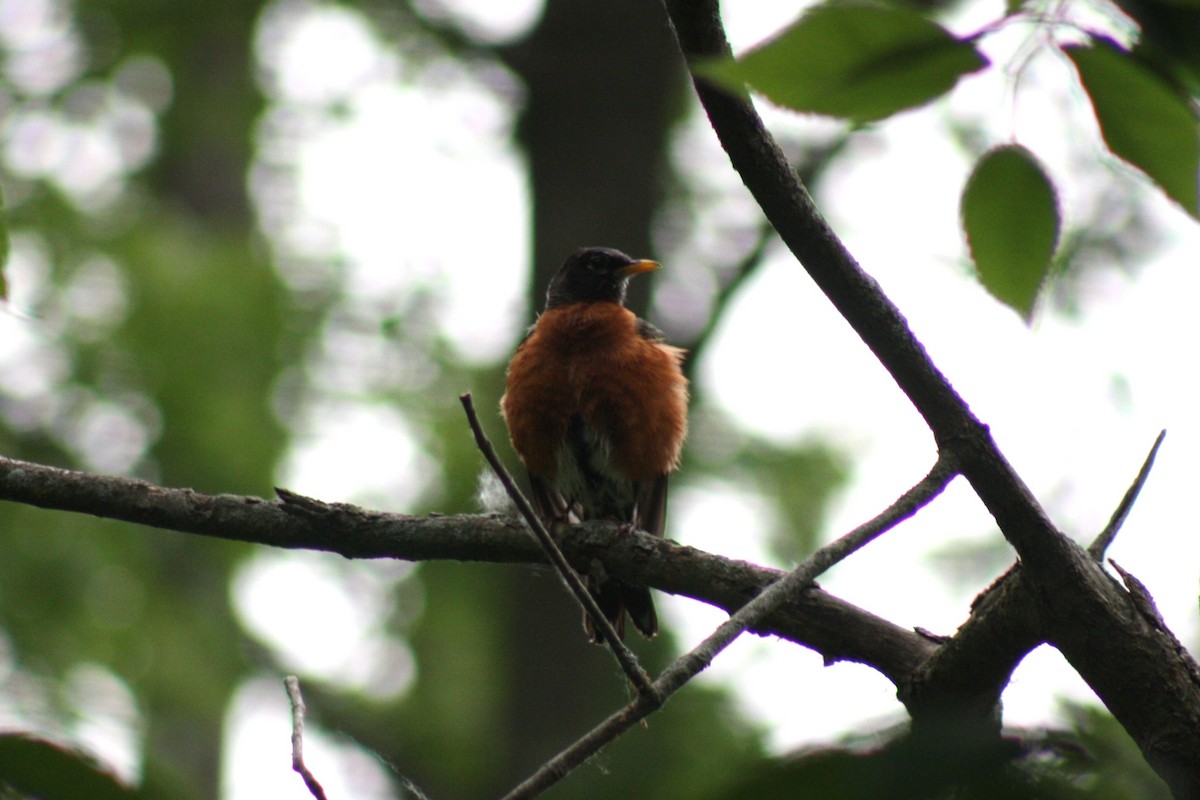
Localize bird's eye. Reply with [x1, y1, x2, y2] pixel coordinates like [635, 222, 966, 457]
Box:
[586, 259, 601, 272]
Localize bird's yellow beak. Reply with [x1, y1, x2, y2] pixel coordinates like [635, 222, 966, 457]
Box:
[617, 259, 661, 278]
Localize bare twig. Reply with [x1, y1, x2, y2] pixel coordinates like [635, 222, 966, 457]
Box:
[284, 676, 329, 800]
[684, 134, 852, 376]
[1088, 430, 1166, 560]
[501, 457, 957, 800]
[458, 393, 658, 697]
[659, 456, 957, 695]
[683, 219, 775, 375]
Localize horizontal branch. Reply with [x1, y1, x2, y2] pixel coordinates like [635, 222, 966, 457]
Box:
[0, 454, 933, 687]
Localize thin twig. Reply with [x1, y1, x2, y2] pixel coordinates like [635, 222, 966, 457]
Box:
[501, 457, 958, 800]
[660, 456, 958, 691]
[284, 676, 329, 800]
[1088, 430, 1166, 560]
[458, 393, 658, 697]
[683, 220, 775, 376]
[684, 134, 852, 377]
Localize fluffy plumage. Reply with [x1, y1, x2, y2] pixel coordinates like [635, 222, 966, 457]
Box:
[502, 247, 688, 640]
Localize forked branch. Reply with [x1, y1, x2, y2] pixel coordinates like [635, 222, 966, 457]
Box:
[662, 0, 1200, 794]
[500, 457, 957, 799]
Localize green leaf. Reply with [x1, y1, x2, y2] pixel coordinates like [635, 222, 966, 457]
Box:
[961, 145, 1060, 320]
[1065, 39, 1200, 217]
[0, 734, 140, 800]
[699, 0, 989, 123]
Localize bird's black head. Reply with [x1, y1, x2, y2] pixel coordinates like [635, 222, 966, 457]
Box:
[545, 247, 661, 310]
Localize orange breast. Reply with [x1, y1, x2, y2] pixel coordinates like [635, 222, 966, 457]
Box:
[501, 303, 688, 481]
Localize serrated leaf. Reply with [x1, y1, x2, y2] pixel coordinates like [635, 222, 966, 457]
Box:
[961, 145, 1060, 320]
[1065, 40, 1200, 217]
[699, 0, 989, 124]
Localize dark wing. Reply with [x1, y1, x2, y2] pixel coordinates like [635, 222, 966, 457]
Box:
[614, 476, 662, 640]
[636, 317, 666, 342]
[633, 317, 675, 537]
[635, 473, 669, 539]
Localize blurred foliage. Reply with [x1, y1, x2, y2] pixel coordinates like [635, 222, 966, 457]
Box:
[703, 706, 1171, 800]
[683, 404, 848, 563]
[0, 734, 147, 800]
[0, 0, 1189, 797]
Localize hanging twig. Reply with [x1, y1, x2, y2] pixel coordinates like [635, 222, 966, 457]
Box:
[284, 676, 329, 800]
[500, 456, 958, 800]
[458, 393, 658, 699]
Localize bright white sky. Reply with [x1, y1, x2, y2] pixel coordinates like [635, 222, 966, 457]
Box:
[2, 0, 1197, 796]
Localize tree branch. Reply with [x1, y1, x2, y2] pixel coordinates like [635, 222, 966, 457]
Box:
[1088, 429, 1166, 560]
[0, 453, 932, 686]
[501, 457, 957, 799]
[662, 1, 1200, 793]
[911, 431, 1169, 736]
[284, 676, 329, 800]
[904, 564, 1042, 736]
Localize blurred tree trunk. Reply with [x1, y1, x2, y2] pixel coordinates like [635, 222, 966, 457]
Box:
[502, 0, 684, 310]
[116, 1, 264, 223]
[87, 3, 271, 798]
[489, 0, 686, 791]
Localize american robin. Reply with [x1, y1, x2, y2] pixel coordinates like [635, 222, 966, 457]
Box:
[501, 247, 689, 642]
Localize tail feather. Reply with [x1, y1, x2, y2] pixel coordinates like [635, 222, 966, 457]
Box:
[583, 576, 657, 643]
[621, 583, 658, 638]
[550, 472, 668, 644]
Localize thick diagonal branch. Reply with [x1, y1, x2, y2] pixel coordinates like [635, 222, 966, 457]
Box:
[662, 1, 1200, 793]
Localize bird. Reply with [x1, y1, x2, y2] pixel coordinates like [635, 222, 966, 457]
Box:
[501, 247, 689, 642]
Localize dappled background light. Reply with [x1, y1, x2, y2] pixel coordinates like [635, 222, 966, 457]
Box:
[0, 0, 1195, 796]
[233, 551, 417, 697]
[224, 677, 395, 800]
